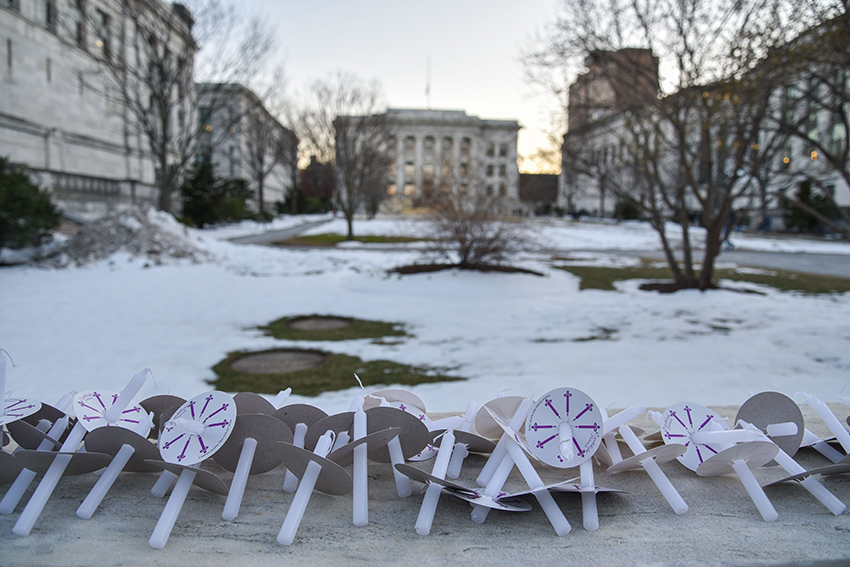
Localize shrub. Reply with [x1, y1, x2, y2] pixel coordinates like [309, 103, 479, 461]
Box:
[180, 156, 253, 227]
[0, 157, 61, 249]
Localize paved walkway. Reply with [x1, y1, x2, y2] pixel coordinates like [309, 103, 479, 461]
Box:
[227, 219, 333, 246]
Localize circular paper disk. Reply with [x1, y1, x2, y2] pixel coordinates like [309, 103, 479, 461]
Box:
[213, 414, 292, 474]
[767, 456, 850, 485]
[328, 428, 400, 467]
[158, 392, 236, 466]
[448, 488, 533, 512]
[395, 463, 531, 511]
[276, 442, 352, 495]
[83, 426, 161, 473]
[233, 392, 276, 416]
[607, 443, 687, 473]
[5, 420, 63, 451]
[526, 387, 603, 468]
[474, 396, 526, 439]
[395, 462, 477, 494]
[21, 402, 65, 429]
[14, 450, 112, 476]
[696, 441, 779, 477]
[0, 398, 41, 427]
[144, 460, 229, 495]
[73, 390, 148, 433]
[736, 391, 805, 460]
[363, 389, 426, 413]
[140, 395, 186, 439]
[364, 407, 431, 462]
[662, 402, 727, 471]
[305, 412, 355, 451]
[1, 450, 24, 484]
[451, 430, 496, 454]
[272, 404, 328, 430]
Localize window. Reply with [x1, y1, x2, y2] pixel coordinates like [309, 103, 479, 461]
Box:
[442, 137, 453, 154]
[486, 143, 495, 157]
[387, 183, 397, 196]
[45, 0, 56, 32]
[424, 136, 435, 151]
[423, 163, 434, 177]
[460, 137, 471, 157]
[404, 136, 415, 157]
[1, 0, 19, 11]
[403, 183, 415, 196]
[94, 9, 110, 61]
[486, 185, 494, 196]
[73, 0, 86, 49]
[460, 163, 468, 177]
[499, 143, 508, 157]
[486, 165, 494, 176]
[498, 184, 506, 197]
[404, 162, 415, 176]
[498, 164, 506, 177]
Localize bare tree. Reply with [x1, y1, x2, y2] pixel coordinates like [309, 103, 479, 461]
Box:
[294, 72, 390, 239]
[766, 10, 850, 237]
[525, 0, 837, 290]
[102, 0, 279, 214]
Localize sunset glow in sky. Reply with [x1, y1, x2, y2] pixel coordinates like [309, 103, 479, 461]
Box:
[237, 0, 561, 173]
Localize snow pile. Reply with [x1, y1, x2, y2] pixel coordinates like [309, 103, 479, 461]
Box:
[44, 205, 218, 267]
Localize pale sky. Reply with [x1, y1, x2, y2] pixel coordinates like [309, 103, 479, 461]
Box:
[237, 1, 562, 173]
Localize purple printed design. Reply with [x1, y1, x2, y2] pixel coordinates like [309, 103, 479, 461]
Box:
[661, 402, 726, 472]
[572, 403, 594, 422]
[525, 387, 603, 469]
[544, 398, 561, 420]
[159, 391, 236, 466]
[684, 405, 693, 426]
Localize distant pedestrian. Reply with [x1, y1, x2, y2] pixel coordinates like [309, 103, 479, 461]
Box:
[723, 210, 737, 250]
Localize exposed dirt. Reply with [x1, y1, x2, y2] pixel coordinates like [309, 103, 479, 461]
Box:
[286, 316, 352, 331]
[229, 349, 327, 374]
[390, 262, 545, 276]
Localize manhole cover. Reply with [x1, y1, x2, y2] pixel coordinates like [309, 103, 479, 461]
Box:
[230, 350, 327, 374]
[287, 316, 352, 331]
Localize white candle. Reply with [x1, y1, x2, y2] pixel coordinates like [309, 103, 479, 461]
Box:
[149, 468, 197, 548]
[470, 451, 516, 524]
[802, 394, 850, 454]
[731, 459, 778, 522]
[387, 436, 412, 498]
[579, 460, 598, 531]
[415, 429, 455, 536]
[803, 429, 845, 463]
[76, 443, 136, 519]
[222, 437, 258, 521]
[277, 430, 334, 546]
[476, 398, 532, 487]
[13, 420, 87, 536]
[272, 388, 292, 409]
[352, 402, 368, 527]
[151, 470, 178, 498]
[0, 408, 70, 514]
[446, 400, 476, 479]
[284, 422, 308, 492]
[602, 405, 646, 434]
[504, 440, 571, 536]
[103, 369, 149, 424]
[690, 428, 762, 445]
[619, 425, 688, 515]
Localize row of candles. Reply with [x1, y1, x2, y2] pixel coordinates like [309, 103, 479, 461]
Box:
[1, 355, 849, 548]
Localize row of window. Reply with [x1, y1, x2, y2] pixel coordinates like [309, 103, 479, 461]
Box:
[2, 0, 113, 60]
[386, 182, 509, 197]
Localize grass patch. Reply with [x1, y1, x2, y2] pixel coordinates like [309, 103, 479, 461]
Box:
[555, 262, 850, 294]
[210, 348, 464, 396]
[258, 315, 408, 342]
[277, 233, 425, 247]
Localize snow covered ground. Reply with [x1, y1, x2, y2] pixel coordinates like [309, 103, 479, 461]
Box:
[2, 212, 850, 416]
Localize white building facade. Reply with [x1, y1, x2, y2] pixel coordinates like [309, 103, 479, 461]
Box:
[197, 83, 297, 214]
[381, 109, 524, 214]
[0, 0, 195, 221]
